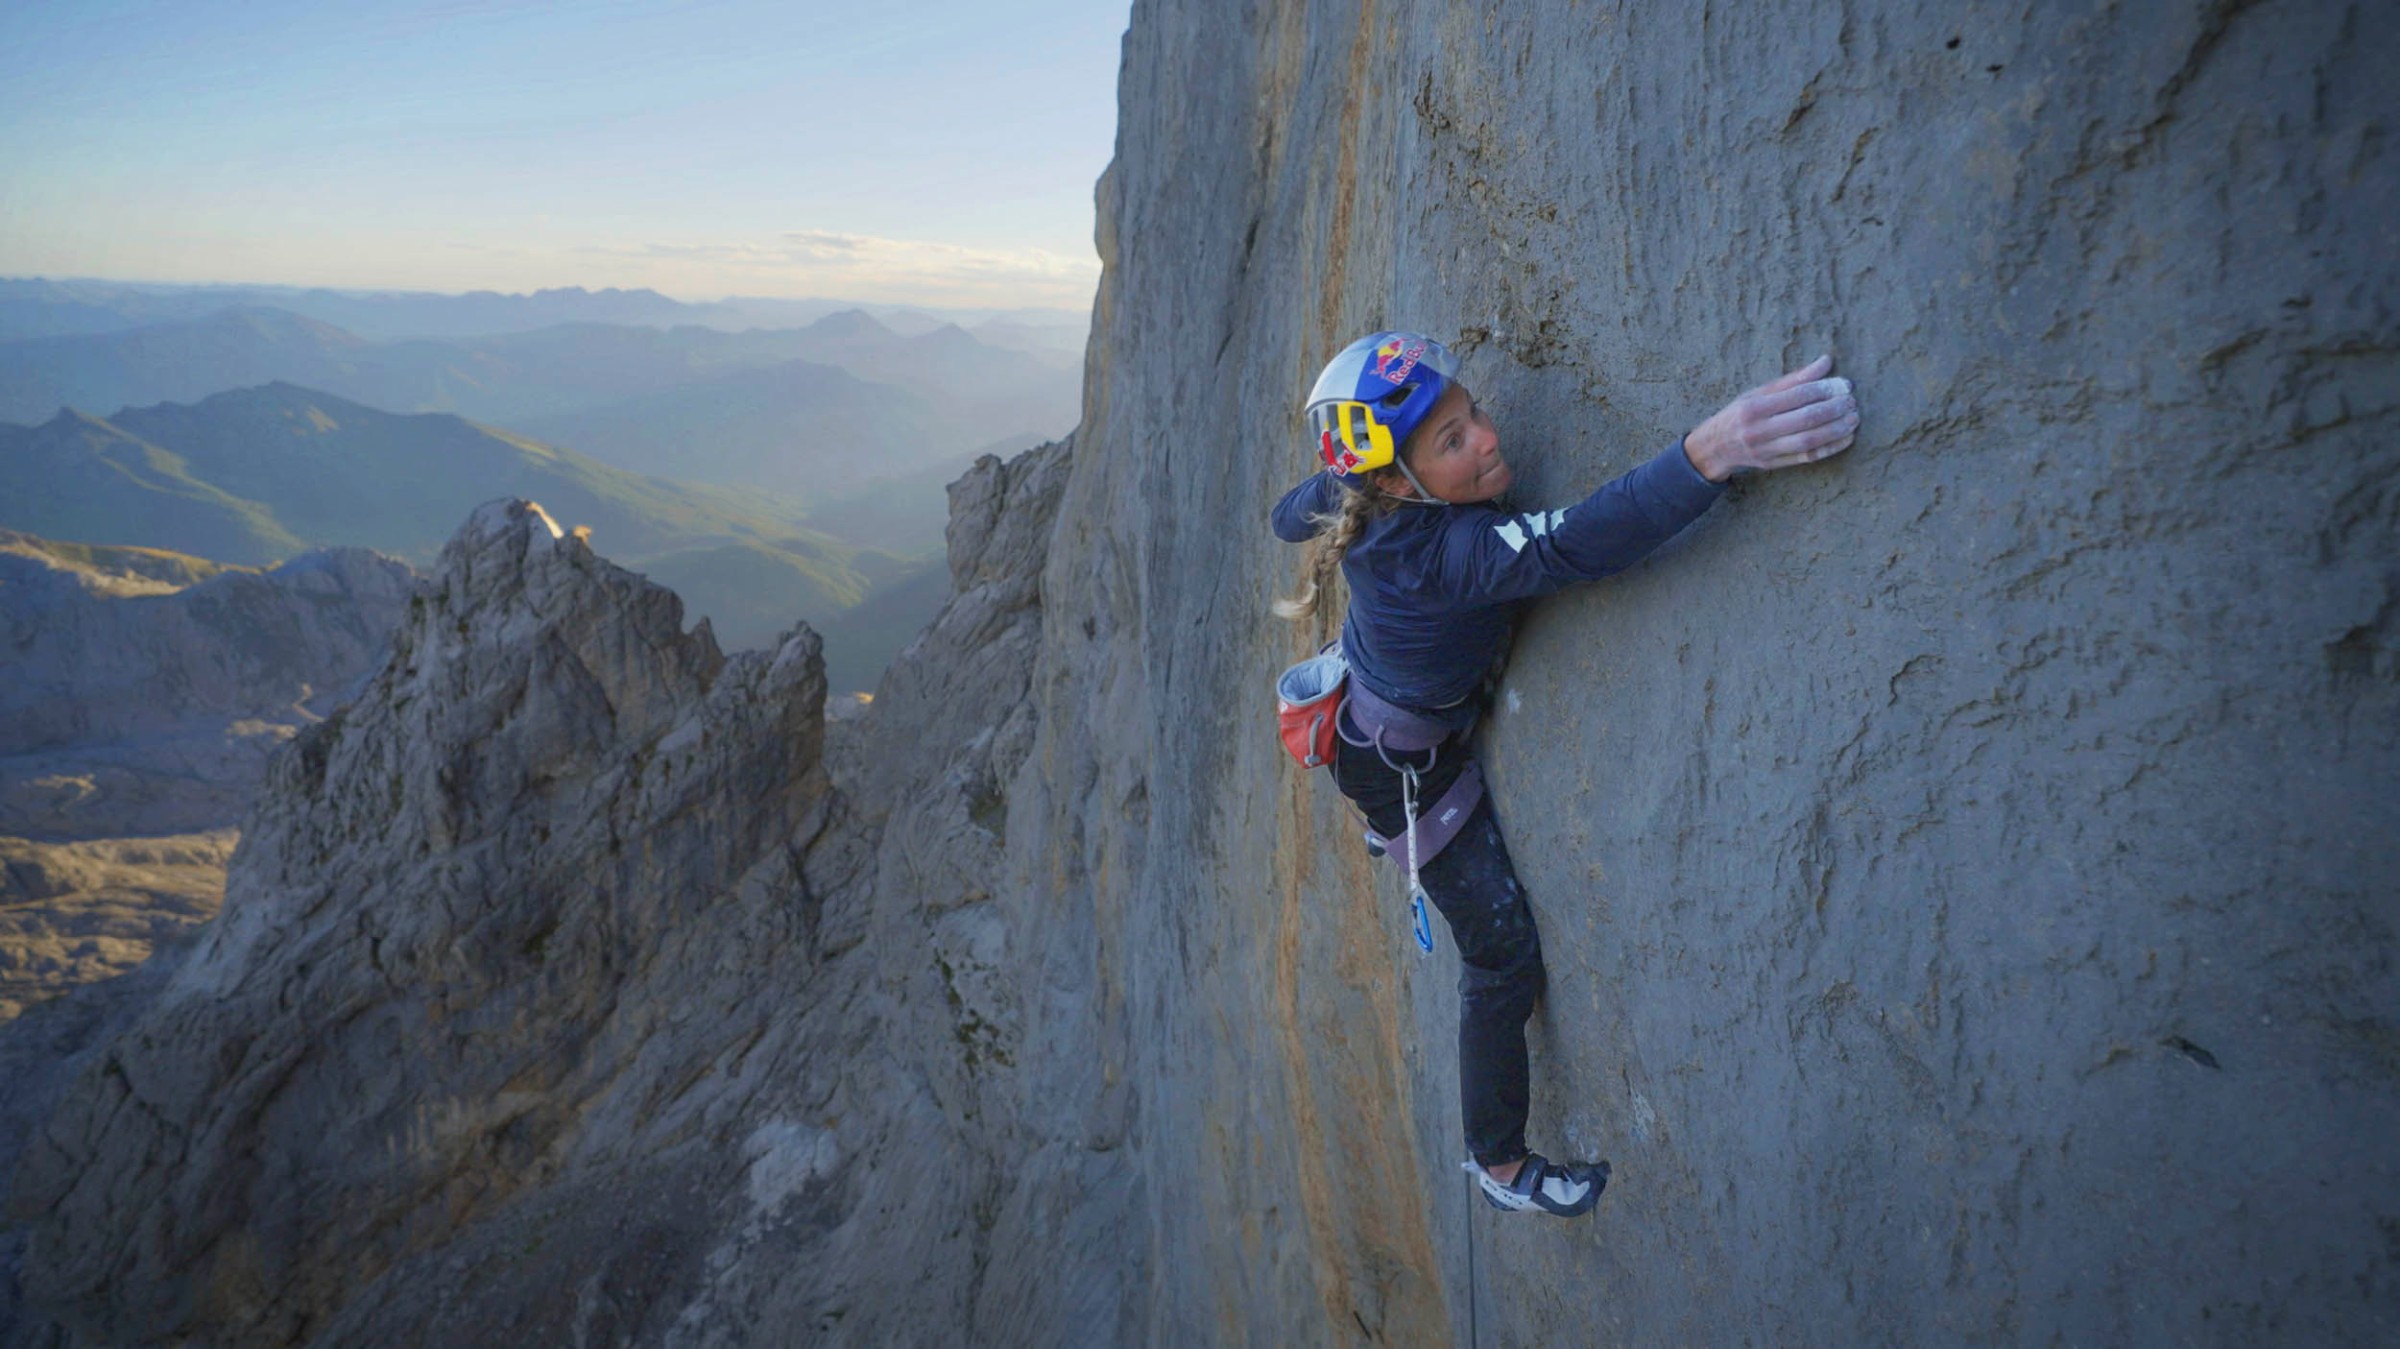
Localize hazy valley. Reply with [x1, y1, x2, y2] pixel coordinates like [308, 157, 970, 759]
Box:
[0, 289, 1084, 682]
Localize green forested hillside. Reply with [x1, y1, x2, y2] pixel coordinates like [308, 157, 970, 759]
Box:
[0, 350, 1032, 681]
[796, 435, 1046, 556]
[77, 384, 813, 560]
[629, 540, 879, 654]
[0, 529, 245, 592]
[0, 411, 306, 565]
[815, 559, 952, 695]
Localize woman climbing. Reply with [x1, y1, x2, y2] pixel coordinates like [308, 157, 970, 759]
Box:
[1271, 331, 1859, 1216]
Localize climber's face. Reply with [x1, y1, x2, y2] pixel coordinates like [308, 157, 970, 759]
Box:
[1398, 383, 1509, 503]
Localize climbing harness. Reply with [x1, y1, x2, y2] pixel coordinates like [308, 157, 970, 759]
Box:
[1342, 677, 1487, 888]
[1275, 642, 1488, 959]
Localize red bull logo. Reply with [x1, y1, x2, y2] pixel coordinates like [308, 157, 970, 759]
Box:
[1320, 428, 1365, 474]
[1372, 337, 1426, 385]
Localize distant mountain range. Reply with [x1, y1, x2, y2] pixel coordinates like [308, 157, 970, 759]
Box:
[0, 277, 1089, 351]
[0, 306, 1081, 492]
[796, 433, 1048, 557]
[0, 278, 694, 341]
[815, 559, 953, 695]
[0, 279, 1085, 693]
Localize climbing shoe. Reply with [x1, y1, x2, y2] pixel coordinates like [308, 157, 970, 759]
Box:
[1473, 1153, 1609, 1217]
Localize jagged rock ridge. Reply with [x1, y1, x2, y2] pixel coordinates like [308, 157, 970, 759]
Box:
[9, 497, 826, 1341]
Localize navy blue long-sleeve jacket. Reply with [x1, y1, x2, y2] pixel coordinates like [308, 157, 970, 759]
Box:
[1272, 439, 1726, 718]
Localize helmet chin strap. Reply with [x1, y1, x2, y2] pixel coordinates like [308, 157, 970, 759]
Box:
[1383, 456, 1447, 505]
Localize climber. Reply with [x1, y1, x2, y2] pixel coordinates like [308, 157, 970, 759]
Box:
[1270, 331, 1858, 1216]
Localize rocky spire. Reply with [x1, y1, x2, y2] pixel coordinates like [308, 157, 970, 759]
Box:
[9, 498, 833, 1343]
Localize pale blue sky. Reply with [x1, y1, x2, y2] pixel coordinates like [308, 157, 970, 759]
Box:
[0, 0, 1129, 308]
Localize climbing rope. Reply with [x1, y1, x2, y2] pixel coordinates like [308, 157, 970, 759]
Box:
[1465, 1180, 1480, 1348]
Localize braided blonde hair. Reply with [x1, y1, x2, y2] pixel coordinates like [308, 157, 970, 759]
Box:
[1274, 476, 1404, 622]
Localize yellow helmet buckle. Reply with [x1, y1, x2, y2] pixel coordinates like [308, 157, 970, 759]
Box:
[1318, 399, 1397, 475]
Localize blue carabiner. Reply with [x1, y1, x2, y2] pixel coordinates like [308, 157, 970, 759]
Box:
[1409, 883, 1435, 955]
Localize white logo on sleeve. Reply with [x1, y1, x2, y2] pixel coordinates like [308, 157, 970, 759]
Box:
[1491, 508, 1569, 555]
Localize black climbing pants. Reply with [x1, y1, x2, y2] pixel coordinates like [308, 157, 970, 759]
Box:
[1333, 717, 1543, 1168]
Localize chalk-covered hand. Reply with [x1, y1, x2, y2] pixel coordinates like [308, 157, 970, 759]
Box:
[1682, 354, 1860, 483]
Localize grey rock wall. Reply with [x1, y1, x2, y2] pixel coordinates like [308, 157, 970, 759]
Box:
[1042, 0, 2395, 1343]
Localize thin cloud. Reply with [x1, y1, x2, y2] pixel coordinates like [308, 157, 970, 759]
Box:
[574, 229, 1099, 307]
[781, 230, 870, 253]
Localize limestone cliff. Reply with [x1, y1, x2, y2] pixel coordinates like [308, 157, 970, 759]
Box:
[1046, 3, 2396, 1343]
[5, 1, 2396, 1346]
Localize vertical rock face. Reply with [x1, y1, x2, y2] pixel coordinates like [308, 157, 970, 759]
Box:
[1047, 1, 2393, 1344]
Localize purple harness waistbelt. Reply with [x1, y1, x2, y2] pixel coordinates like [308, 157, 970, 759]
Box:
[1341, 678, 1458, 753]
